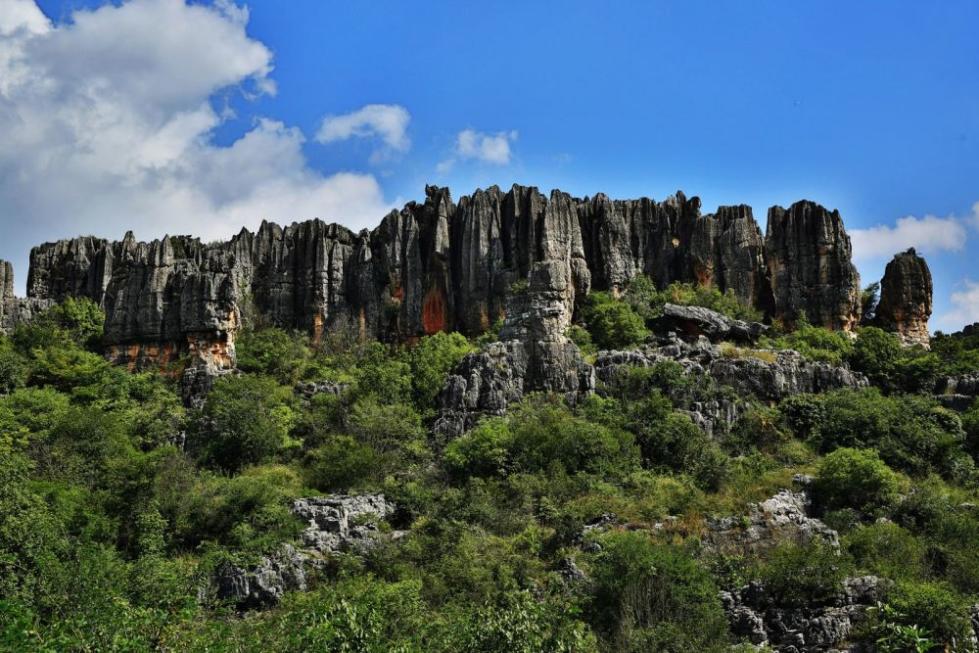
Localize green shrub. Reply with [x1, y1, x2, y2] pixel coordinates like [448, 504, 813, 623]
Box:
[844, 522, 925, 580]
[189, 374, 296, 473]
[763, 320, 854, 364]
[582, 293, 649, 350]
[236, 327, 311, 384]
[589, 533, 728, 652]
[811, 388, 964, 477]
[778, 393, 825, 439]
[631, 410, 728, 491]
[305, 435, 379, 492]
[758, 542, 851, 608]
[814, 448, 901, 515]
[408, 332, 473, 411]
[444, 418, 513, 479]
[884, 581, 972, 648]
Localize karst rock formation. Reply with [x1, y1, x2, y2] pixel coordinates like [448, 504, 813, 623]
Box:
[0, 184, 932, 385]
[875, 248, 933, 348]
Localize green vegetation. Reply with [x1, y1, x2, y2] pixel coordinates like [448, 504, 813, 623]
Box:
[3, 294, 979, 652]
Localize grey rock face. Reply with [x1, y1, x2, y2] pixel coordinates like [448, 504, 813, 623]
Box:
[765, 201, 861, 331]
[705, 489, 839, 555]
[721, 576, 888, 652]
[211, 494, 401, 608]
[213, 544, 310, 608]
[435, 257, 595, 440]
[292, 494, 397, 554]
[16, 184, 872, 355]
[708, 350, 868, 403]
[593, 336, 865, 436]
[0, 261, 52, 333]
[875, 248, 933, 348]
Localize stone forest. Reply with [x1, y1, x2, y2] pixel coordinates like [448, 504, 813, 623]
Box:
[3, 185, 979, 652]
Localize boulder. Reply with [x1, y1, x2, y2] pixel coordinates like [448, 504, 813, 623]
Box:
[656, 303, 767, 343]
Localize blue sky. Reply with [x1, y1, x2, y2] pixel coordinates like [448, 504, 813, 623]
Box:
[4, 0, 979, 330]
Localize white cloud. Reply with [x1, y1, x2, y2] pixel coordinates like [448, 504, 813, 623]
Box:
[437, 128, 517, 172]
[936, 279, 979, 332]
[972, 201, 979, 229]
[0, 0, 394, 292]
[316, 104, 410, 163]
[849, 213, 967, 262]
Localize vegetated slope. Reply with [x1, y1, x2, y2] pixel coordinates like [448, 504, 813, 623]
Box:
[3, 276, 979, 653]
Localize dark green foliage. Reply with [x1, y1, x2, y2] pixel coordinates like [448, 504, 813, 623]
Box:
[236, 327, 311, 384]
[582, 292, 649, 349]
[758, 542, 851, 608]
[305, 435, 379, 491]
[844, 522, 926, 581]
[589, 533, 729, 652]
[931, 326, 979, 375]
[884, 581, 973, 648]
[763, 318, 854, 364]
[408, 332, 473, 411]
[849, 326, 941, 394]
[189, 374, 296, 473]
[810, 388, 965, 477]
[625, 277, 763, 323]
[9, 295, 979, 648]
[814, 448, 901, 515]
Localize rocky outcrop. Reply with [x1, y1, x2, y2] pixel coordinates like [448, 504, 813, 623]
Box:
[722, 576, 888, 651]
[705, 487, 840, 555]
[434, 257, 595, 440]
[212, 494, 402, 608]
[11, 185, 874, 361]
[0, 261, 52, 333]
[592, 335, 866, 436]
[765, 201, 861, 330]
[875, 248, 933, 347]
[292, 494, 398, 554]
[656, 303, 768, 343]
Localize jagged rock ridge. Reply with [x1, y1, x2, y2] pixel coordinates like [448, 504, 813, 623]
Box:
[2, 183, 931, 375]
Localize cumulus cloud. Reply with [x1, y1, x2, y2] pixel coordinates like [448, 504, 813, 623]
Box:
[973, 201, 979, 229]
[437, 128, 517, 172]
[316, 104, 410, 162]
[0, 0, 394, 292]
[849, 213, 968, 262]
[936, 280, 979, 332]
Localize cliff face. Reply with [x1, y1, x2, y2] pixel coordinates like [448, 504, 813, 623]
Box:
[7, 183, 892, 368]
[875, 248, 932, 347]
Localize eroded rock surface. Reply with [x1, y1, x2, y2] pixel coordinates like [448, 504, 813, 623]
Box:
[721, 576, 889, 652]
[13, 184, 873, 361]
[0, 261, 51, 333]
[765, 201, 861, 331]
[875, 248, 933, 348]
[705, 488, 840, 555]
[593, 335, 866, 437]
[212, 494, 401, 608]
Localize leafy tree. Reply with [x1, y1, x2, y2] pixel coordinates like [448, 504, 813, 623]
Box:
[305, 435, 379, 491]
[408, 332, 473, 410]
[236, 327, 311, 385]
[582, 293, 649, 350]
[189, 374, 296, 473]
[590, 533, 728, 652]
[758, 542, 851, 608]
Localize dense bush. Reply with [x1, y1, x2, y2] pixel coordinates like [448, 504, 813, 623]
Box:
[189, 375, 297, 473]
[813, 448, 901, 515]
[589, 532, 729, 652]
[810, 388, 965, 477]
[758, 542, 851, 608]
[582, 292, 649, 350]
[6, 294, 979, 649]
